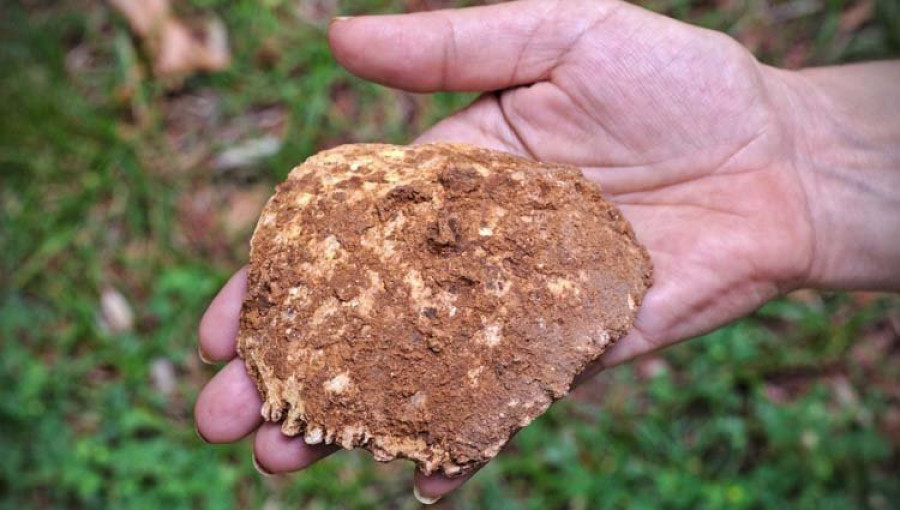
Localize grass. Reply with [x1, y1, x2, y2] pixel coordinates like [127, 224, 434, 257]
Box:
[1, 0, 898, 508]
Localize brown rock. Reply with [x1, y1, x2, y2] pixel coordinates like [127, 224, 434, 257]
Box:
[237, 143, 652, 476]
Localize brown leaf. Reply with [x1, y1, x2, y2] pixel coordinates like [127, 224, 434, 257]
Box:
[222, 185, 272, 240]
[153, 17, 230, 77]
[176, 186, 225, 256]
[839, 0, 875, 33]
[176, 183, 271, 257]
[109, 0, 231, 79]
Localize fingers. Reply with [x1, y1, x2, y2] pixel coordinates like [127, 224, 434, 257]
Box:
[252, 422, 339, 475]
[194, 358, 263, 442]
[253, 422, 469, 501]
[413, 468, 478, 505]
[198, 267, 248, 362]
[329, 0, 613, 93]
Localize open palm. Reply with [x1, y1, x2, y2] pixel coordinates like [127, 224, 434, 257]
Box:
[196, 0, 818, 501]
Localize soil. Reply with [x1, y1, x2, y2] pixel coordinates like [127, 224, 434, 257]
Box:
[237, 143, 653, 476]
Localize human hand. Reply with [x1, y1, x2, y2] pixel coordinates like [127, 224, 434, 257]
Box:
[196, 0, 900, 503]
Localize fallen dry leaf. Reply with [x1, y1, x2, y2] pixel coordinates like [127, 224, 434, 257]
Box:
[829, 375, 860, 409]
[154, 16, 230, 77]
[99, 287, 134, 334]
[175, 183, 272, 258]
[222, 184, 272, 240]
[212, 135, 282, 172]
[175, 186, 225, 257]
[163, 89, 223, 171]
[839, 0, 875, 33]
[150, 357, 178, 398]
[109, 0, 230, 79]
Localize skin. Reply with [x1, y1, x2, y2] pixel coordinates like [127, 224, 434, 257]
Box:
[194, 0, 900, 503]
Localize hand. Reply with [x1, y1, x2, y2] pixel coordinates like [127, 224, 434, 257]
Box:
[197, 0, 900, 503]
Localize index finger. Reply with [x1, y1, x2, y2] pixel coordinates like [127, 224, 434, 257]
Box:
[328, 0, 612, 93]
[198, 266, 248, 362]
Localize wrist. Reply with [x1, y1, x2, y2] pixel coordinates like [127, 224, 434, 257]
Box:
[768, 63, 900, 291]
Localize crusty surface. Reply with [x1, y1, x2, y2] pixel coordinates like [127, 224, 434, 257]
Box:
[237, 143, 652, 476]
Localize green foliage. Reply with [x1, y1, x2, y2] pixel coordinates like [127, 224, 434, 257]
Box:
[1, 0, 898, 508]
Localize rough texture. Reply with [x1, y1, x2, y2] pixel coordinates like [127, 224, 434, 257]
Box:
[237, 143, 652, 476]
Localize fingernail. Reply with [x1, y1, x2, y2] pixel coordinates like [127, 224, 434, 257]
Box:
[413, 485, 442, 505]
[252, 453, 273, 477]
[331, 16, 352, 23]
[198, 346, 214, 365]
[195, 423, 210, 444]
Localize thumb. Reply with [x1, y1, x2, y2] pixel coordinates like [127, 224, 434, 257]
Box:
[328, 0, 617, 93]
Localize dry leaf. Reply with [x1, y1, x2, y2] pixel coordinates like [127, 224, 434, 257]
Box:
[212, 135, 282, 171]
[150, 357, 178, 398]
[829, 375, 860, 409]
[99, 287, 134, 334]
[153, 17, 230, 77]
[175, 183, 270, 257]
[222, 184, 272, 239]
[109, 0, 230, 79]
[163, 89, 222, 170]
[839, 0, 875, 33]
[176, 186, 222, 255]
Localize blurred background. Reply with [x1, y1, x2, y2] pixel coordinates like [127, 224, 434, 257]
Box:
[1, 0, 899, 508]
